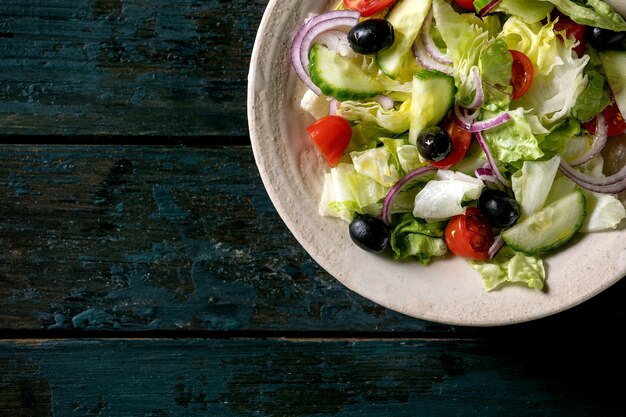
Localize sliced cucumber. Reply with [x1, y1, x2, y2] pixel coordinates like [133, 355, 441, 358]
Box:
[376, 0, 432, 79]
[408, 70, 456, 145]
[308, 43, 383, 101]
[502, 190, 586, 256]
[599, 50, 626, 117]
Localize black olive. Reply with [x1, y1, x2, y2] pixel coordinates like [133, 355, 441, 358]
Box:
[588, 27, 626, 51]
[349, 214, 391, 253]
[478, 189, 521, 229]
[348, 19, 395, 55]
[416, 126, 452, 162]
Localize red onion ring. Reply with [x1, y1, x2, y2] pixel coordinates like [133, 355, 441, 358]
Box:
[375, 94, 395, 110]
[488, 235, 504, 259]
[569, 113, 608, 167]
[479, 0, 501, 16]
[421, 11, 453, 65]
[381, 166, 438, 225]
[413, 35, 454, 76]
[475, 131, 512, 188]
[329, 99, 339, 115]
[290, 11, 360, 95]
[462, 67, 485, 110]
[559, 160, 626, 194]
[454, 107, 512, 132]
[475, 166, 505, 190]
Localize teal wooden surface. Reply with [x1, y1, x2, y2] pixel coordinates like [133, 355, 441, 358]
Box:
[2, 338, 626, 417]
[0, 0, 267, 137]
[0, 0, 624, 415]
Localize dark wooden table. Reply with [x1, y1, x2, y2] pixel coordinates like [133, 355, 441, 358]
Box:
[1, 1, 626, 416]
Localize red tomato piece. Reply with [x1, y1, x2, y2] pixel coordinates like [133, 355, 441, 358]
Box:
[553, 13, 587, 57]
[306, 115, 352, 166]
[445, 207, 494, 260]
[430, 113, 472, 169]
[510, 50, 534, 100]
[583, 93, 626, 137]
[343, 0, 396, 17]
[454, 0, 475, 10]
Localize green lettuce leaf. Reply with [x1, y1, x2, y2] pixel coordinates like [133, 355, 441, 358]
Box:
[511, 155, 561, 219]
[478, 0, 555, 23]
[581, 191, 626, 232]
[319, 163, 390, 222]
[412, 170, 485, 222]
[479, 38, 513, 112]
[544, 0, 626, 31]
[390, 213, 448, 264]
[571, 66, 611, 123]
[480, 108, 544, 163]
[539, 118, 582, 155]
[470, 246, 545, 291]
[350, 147, 401, 187]
[338, 99, 412, 134]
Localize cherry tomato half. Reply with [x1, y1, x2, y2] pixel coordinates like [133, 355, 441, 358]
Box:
[445, 207, 494, 260]
[306, 115, 352, 166]
[343, 0, 396, 17]
[553, 13, 587, 57]
[510, 50, 534, 100]
[583, 93, 626, 137]
[454, 0, 475, 10]
[430, 113, 472, 169]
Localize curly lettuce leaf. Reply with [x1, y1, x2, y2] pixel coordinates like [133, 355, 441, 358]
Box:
[390, 214, 448, 264]
[470, 246, 545, 291]
[338, 99, 412, 134]
[476, 0, 555, 23]
[480, 108, 544, 163]
[572, 66, 611, 123]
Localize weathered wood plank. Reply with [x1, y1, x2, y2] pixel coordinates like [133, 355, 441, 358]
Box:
[0, 0, 268, 136]
[0, 144, 451, 333]
[1, 338, 625, 416]
[0, 144, 625, 334]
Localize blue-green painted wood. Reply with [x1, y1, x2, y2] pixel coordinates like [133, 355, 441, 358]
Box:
[2, 338, 625, 417]
[0, 0, 268, 136]
[0, 145, 625, 335]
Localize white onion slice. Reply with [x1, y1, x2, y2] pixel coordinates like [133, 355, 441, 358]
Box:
[569, 114, 608, 167]
[382, 166, 438, 225]
[421, 11, 452, 65]
[290, 11, 360, 95]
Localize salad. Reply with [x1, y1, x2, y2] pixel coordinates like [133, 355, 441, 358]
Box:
[291, 0, 626, 291]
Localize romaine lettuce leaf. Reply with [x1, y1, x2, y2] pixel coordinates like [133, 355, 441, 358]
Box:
[511, 155, 561, 218]
[571, 66, 611, 123]
[390, 213, 448, 264]
[470, 246, 545, 291]
[478, 0, 555, 23]
[544, 0, 626, 31]
[413, 170, 484, 222]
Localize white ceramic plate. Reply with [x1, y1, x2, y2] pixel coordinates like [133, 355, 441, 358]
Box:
[247, 0, 626, 326]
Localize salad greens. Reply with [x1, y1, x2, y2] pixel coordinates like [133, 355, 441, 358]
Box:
[295, 0, 626, 292]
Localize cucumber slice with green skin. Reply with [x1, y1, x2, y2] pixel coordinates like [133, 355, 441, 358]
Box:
[599, 50, 626, 117]
[408, 70, 456, 145]
[376, 0, 432, 79]
[308, 43, 383, 101]
[502, 189, 586, 256]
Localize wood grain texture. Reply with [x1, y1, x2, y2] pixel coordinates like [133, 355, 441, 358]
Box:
[0, 0, 268, 137]
[0, 144, 446, 333]
[1, 144, 625, 335]
[2, 338, 626, 417]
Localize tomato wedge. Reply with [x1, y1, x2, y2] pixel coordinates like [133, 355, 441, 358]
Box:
[553, 13, 587, 57]
[454, 0, 476, 11]
[430, 113, 472, 169]
[343, 0, 396, 17]
[583, 93, 626, 137]
[306, 115, 352, 166]
[445, 207, 494, 260]
[510, 50, 534, 100]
